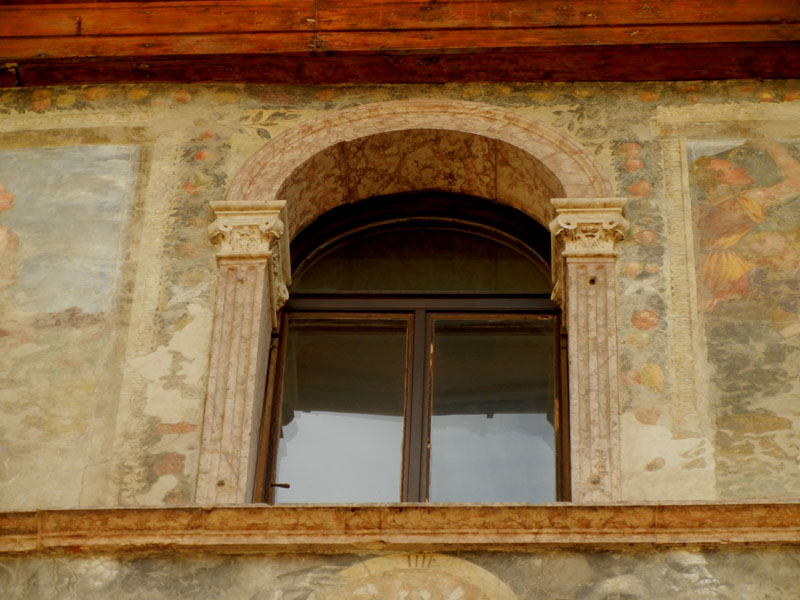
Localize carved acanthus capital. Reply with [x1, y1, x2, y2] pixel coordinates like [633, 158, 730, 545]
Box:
[549, 197, 629, 257]
[208, 200, 288, 259]
[208, 200, 291, 319]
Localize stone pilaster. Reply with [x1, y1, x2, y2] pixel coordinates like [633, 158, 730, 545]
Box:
[550, 197, 628, 502]
[196, 200, 290, 504]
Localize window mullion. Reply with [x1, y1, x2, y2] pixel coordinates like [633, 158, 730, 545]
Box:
[262, 313, 290, 504]
[421, 310, 433, 502]
[556, 317, 571, 501]
[403, 309, 429, 502]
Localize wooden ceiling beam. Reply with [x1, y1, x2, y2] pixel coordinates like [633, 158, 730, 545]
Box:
[1, 0, 798, 85]
[2, 25, 797, 62]
[9, 43, 800, 87]
[0, 1, 316, 38]
[1, 0, 797, 38]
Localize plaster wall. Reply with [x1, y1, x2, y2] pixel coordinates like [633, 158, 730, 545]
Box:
[1, 81, 800, 509]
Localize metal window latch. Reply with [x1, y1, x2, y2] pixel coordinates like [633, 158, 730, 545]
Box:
[270, 483, 291, 488]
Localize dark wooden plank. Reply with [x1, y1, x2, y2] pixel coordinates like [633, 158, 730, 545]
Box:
[3, 22, 797, 62]
[0, 1, 210, 3]
[79, 1, 316, 35]
[14, 42, 800, 86]
[3, 0, 798, 39]
[318, 24, 800, 53]
[0, 1, 315, 38]
[318, 0, 800, 30]
[0, 64, 17, 86]
[1, 32, 315, 60]
[0, 6, 80, 36]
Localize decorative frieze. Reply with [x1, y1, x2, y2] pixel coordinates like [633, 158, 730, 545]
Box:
[550, 197, 628, 503]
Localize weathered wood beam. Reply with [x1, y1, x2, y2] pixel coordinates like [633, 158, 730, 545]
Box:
[316, 24, 798, 53]
[3, 24, 797, 62]
[317, 0, 800, 30]
[1, 0, 797, 39]
[0, 0, 798, 85]
[0, 1, 316, 37]
[9, 43, 800, 86]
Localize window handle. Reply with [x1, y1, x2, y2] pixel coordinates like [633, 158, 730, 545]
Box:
[270, 483, 291, 489]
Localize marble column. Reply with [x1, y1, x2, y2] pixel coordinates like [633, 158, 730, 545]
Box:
[550, 197, 628, 502]
[196, 200, 290, 504]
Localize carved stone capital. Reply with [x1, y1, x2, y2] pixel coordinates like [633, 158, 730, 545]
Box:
[208, 200, 291, 318]
[209, 200, 287, 259]
[549, 197, 629, 257]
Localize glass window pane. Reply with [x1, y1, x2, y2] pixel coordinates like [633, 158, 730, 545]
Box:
[429, 317, 557, 503]
[292, 228, 551, 293]
[274, 317, 408, 503]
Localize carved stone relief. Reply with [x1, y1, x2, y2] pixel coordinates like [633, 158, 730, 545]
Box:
[312, 554, 519, 600]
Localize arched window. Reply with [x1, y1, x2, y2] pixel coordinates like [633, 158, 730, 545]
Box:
[255, 193, 568, 503]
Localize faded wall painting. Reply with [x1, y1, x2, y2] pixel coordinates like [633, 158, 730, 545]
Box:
[0, 81, 798, 505]
[2, 548, 800, 599]
[689, 138, 800, 498]
[0, 144, 139, 509]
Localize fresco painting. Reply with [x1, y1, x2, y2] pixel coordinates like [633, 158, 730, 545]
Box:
[0, 82, 798, 506]
[2, 548, 800, 599]
[0, 145, 139, 509]
[689, 139, 800, 498]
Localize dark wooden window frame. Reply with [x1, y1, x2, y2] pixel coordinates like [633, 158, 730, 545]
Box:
[254, 193, 570, 504]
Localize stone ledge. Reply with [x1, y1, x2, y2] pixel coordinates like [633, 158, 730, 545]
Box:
[2, 503, 800, 555]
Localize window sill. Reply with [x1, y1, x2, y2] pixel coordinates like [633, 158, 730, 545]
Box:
[2, 502, 799, 555]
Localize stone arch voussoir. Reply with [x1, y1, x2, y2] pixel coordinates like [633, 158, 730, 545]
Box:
[226, 99, 613, 211]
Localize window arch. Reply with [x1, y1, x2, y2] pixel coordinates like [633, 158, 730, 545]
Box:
[198, 102, 626, 506]
[254, 193, 569, 503]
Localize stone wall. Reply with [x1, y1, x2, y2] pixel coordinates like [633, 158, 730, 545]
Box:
[1, 81, 800, 508]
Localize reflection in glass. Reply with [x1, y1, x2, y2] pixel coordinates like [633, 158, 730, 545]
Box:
[429, 317, 556, 503]
[274, 318, 407, 503]
[292, 228, 551, 293]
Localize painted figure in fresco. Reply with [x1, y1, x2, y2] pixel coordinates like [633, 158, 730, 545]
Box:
[0, 181, 36, 345]
[741, 229, 800, 338]
[0, 182, 19, 291]
[660, 551, 730, 600]
[692, 139, 800, 310]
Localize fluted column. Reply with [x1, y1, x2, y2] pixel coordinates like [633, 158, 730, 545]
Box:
[196, 200, 290, 504]
[550, 197, 628, 502]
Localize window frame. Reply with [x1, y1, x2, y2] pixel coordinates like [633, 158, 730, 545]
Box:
[257, 297, 569, 505]
[253, 194, 570, 504]
[199, 194, 627, 505]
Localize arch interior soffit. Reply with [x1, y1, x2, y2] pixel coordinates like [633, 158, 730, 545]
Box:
[276, 128, 567, 236]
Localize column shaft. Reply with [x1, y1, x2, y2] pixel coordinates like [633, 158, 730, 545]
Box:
[196, 201, 289, 504]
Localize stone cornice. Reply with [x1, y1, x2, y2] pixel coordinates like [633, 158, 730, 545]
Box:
[2, 503, 799, 556]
